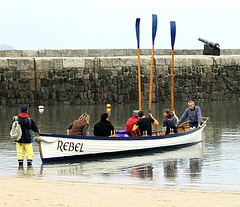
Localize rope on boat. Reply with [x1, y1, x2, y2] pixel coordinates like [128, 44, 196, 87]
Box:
[34, 136, 59, 143]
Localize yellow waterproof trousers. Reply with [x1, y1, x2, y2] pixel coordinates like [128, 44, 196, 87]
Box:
[16, 143, 34, 160]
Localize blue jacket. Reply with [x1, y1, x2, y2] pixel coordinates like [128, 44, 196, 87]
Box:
[10, 113, 39, 143]
[177, 106, 202, 126]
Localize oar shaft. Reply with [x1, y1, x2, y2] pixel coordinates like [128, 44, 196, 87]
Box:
[137, 48, 142, 110]
[149, 45, 155, 111]
[171, 50, 174, 111]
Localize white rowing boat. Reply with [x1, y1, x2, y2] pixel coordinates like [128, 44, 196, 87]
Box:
[36, 117, 208, 163]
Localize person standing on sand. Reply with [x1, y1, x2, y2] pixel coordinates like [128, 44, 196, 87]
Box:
[10, 105, 40, 168]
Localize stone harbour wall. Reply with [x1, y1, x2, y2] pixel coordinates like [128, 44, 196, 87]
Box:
[1, 48, 240, 57]
[0, 50, 240, 106]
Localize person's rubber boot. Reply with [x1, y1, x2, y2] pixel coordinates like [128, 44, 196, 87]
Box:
[18, 159, 23, 169]
[27, 159, 32, 168]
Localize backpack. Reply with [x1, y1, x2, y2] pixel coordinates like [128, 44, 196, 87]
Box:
[10, 116, 22, 141]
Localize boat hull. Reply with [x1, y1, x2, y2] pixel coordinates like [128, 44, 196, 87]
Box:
[38, 121, 206, 163]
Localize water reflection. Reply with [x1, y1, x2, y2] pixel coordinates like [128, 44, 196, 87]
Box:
[17, 166, 34, 177]
[39, 143, 203, 186]
[131, 166, 153, 179]
[164, 161, 178, 180]
[189, 158, 203, 180]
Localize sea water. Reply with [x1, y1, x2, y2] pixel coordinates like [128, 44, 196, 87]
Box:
[0, 100, 239, 191]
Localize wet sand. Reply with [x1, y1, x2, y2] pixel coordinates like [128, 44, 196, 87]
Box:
[1, 177, 240, 207]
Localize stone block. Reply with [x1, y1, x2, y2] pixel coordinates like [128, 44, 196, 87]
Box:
[192, 59, 201, 67]
[111, 58, 120, 67]
[85, 59, 95, 69]
[219, 56, 233, 66]
[119, 58, 135, 67]
[88, 49, 102, 57]
[63, 58, 85, 68]
[175, 57, 192, 67]
[201, 73, 206, 82]
[1, 50, 23, 57]
[140, 49, 152, 56]
[162, 66, 169, 75]
[36, 58, 54, 70]
[0, 59, 8, 68]
[198, 58, 212, 66]
[141, 57, 152, 66]
[230, 57, 239, 65]
[126, 49, 137, 56]
[38, 49, 61, 57]
[53, 59, 63, 69]
[164, 57, 172, 66]
[20, 71, 34, 80]
[7, 59, 18, 69]
[204, 66, 212, 73]
[206, 72, 214, 83]
[61, 49, 88, 57]
[192, 71, 197, 79]
[101, 49, 127, 57]
[22, 50, 39, 57]
[18, 59, 33, 71]
[155, 58, 166, 66]
[28, 80, 36, 91]
[130, 58, 138, 67]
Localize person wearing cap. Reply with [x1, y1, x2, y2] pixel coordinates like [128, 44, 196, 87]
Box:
[126, 110, 140, 137]
[10, 105, 40, 168]
[132, 111, 159, 136]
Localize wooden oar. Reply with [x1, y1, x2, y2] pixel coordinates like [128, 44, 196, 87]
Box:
[170, 21, 176, 111]
[135, 18, 142, 110]
[149, 14, 157, 112]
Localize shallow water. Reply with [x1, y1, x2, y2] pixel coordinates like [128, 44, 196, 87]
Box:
[0, 100, 239, 191]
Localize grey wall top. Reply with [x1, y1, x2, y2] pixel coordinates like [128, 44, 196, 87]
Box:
[1, 49, 240, 57]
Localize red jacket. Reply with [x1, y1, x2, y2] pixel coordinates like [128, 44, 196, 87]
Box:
[126, 116, 140, 137]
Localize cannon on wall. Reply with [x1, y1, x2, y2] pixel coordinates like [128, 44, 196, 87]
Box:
[198, 37, 220, 56]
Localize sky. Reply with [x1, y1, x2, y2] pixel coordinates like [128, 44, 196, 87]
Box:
[0, 0, 239, 50]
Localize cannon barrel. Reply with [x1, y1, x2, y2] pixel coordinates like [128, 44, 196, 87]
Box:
[198, 37, 220, 49]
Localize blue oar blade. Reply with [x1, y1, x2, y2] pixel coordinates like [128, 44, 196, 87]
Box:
[170, 21, 176, 50]
[152, 14, 157, 45]
[135, 18, 140, 49]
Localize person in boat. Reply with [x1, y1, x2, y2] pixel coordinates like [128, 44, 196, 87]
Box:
[177, 100, 202, 130]
[162, 109, 178, 135]
[126, 110, 140, 137]
[93, 113, 114, 136]
[132, 110, 159, 136]
[67, 113, 90, 136]
[10, 105, 40, 168]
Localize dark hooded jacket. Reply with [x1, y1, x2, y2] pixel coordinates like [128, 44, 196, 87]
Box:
[93, 119, 114, 137]
[10, 112, 39, 143]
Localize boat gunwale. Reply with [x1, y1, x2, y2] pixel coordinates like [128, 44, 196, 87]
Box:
[39, 121, 206, 141]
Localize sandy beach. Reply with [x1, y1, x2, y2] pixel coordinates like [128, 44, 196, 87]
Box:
[0, 177, 240, 207]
